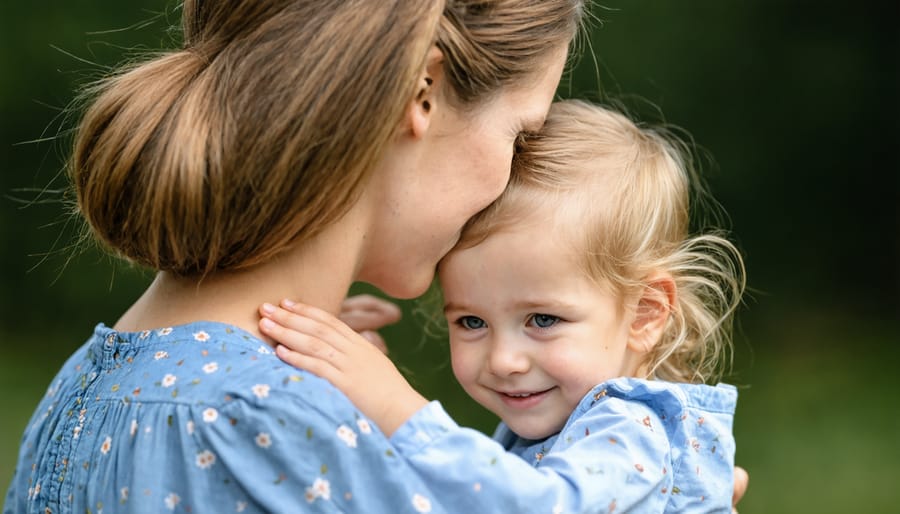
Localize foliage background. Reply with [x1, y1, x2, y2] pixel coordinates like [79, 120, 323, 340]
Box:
[2, 1, 897, 512]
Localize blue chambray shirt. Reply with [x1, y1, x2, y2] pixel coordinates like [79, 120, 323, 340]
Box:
[4, 322, 446, 514]
[391, 378, 737, 513]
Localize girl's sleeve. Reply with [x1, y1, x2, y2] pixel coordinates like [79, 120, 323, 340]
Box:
[199, 390, 447, 514]
[391, 400, 674, 514]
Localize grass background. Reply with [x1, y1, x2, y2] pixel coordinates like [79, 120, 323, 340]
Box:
[2, 1, 898, 512]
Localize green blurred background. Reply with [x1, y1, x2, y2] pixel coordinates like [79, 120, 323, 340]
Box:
[2, 1, 897, 512]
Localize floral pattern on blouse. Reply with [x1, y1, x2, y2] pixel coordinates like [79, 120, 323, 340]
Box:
[4, 322, 445, 514]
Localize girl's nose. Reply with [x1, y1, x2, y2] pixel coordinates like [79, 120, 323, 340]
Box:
[486, 337, 530, 377]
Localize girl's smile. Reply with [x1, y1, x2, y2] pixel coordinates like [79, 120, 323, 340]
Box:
[496, 387, 557, 409]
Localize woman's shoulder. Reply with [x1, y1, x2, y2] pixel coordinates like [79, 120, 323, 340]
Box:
[11, 322, 445, 514]
[80, 321, 360, 424]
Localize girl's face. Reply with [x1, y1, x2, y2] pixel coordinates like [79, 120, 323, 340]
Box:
[359, 46, 568, 299]
[438, 217, 641, 440]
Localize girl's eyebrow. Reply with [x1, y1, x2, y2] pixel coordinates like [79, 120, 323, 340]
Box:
[512, 299, 578, 312]
[444, 299, 578, 314]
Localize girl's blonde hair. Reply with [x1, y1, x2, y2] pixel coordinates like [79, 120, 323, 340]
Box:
[458, 99, 746, 383]
[71, 0, 585, 276]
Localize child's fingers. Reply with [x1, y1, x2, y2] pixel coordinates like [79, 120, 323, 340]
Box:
[340, 295, 402, 330]
[259, 316, 345, 363]
[274, 344, 340, 383]
[358, 330, 389, 355]
[342, 294, 398, 313]
[339, 309, 400, 333]
[279, 299, 364, 342]
[260, 303, 350, 349]
[337, 296, 398, 352]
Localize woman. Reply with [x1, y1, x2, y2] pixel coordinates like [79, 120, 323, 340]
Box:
[5, 1, 746, 512]
[5, 1, 581, 513]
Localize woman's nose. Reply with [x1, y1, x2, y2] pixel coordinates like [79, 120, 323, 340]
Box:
[486, 337, 530, 376]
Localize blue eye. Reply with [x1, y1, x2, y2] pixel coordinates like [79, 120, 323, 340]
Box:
[457, 316, 487, 330]
[529, 314, 559, 329]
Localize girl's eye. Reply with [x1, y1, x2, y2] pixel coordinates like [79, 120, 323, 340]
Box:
[529, 314, 559, 329]
[458, 316, 487, 330]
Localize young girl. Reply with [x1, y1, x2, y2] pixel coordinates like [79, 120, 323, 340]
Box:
[259, 99, 746, 512]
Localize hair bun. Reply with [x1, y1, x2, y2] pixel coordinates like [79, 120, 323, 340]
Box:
[72, 49, 213, 272]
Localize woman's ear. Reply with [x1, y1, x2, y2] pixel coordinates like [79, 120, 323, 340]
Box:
[627, 272, 677, 355]
[403, 46, 444, 140]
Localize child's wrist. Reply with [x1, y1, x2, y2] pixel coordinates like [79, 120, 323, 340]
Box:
[377, 391, 429, 437]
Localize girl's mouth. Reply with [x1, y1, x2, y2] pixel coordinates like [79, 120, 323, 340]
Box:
[498, 387, 554, 409]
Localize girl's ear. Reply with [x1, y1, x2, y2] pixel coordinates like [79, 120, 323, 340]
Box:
[627, 272, 677, 355]
[402, 46, 444, 140]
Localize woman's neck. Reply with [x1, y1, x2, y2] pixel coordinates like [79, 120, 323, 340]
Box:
[114, 213, 367, 343]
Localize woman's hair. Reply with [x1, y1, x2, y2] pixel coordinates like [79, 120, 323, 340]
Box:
[456, 99, 746, 383]
[71, 0, 585, 276]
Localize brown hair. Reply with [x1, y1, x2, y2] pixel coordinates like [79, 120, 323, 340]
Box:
[457, 100, 746, 383]
[70, 0, 585, 276]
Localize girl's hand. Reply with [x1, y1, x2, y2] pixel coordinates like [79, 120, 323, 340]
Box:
[337, 294, 402, 354]
[259, 299, 427, 436]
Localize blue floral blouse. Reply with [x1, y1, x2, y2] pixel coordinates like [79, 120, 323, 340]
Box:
[4, 322, 447, 514]
[391, 378, 738, 513]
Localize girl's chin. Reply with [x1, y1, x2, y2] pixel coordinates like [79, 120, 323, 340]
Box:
[506, 424, 557, 441]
